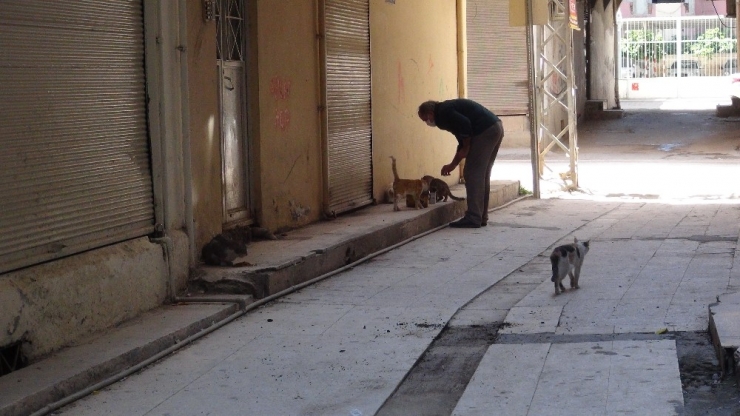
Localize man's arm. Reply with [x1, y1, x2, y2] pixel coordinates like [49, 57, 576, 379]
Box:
[441, 137, 471, 176]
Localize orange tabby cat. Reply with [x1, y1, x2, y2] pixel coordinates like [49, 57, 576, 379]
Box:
[390, 156, 429, 211]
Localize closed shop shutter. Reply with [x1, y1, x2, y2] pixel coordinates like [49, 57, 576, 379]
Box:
[467, 0, 529, 115]
[0, 1, 154, 274]
[324, 0, 373, 215]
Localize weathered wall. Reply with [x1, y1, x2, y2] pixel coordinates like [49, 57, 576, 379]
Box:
[0, 237, 169, 360]
[590, 0, 618, 109]
[370, 0, 461, 199]
[187, 0, 324, 238]
[254, 0, 323, 232]
[0, 1, 189, 361]
[186, 2, 222, 250]
[186, 0, 468, 233]
[499, 115, 531, 148]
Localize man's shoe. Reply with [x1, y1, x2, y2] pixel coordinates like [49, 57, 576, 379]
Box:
[449, 218, 481, 228]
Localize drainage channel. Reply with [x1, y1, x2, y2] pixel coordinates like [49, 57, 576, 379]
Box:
[376, 262, 541, 416]
[375, 323, 501, 416]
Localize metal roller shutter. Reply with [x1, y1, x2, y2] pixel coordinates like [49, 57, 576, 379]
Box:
[324, 0, 373, 215]
[467, 0, 529, 115]
[0, 0, 154, 274]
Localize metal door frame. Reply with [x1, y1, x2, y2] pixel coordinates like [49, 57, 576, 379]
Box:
[216, 0, 252, 225]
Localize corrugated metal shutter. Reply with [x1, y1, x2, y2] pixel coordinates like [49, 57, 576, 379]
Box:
[324, 0, 373, 215]
[467, 0, 529, 115]
[0, 1, 154, 274]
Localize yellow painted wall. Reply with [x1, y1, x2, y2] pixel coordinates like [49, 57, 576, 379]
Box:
[509, 0, 549, 26]
[254, 0, 323, 232]
[186, 2, 222, 249]
[370, 0, 461, 200]
[187, 0, 463, 236]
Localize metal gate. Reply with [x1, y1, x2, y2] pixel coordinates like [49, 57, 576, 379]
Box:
[217, 0, 252, 225]
[322, 0, 373, 216]
[467, 0, 529, 115]
[619, 16, 737, 79]
[0, 1, 154, 274]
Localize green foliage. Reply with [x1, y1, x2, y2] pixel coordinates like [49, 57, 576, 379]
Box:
[518, 186, 533, 196]
[689, 28, 737, 56]
[622, 29, 665, 62]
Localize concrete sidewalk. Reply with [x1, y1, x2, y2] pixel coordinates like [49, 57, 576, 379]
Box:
[450, 202, 740, 415]
[46, 198, 740, 415]
[0, 181, 520, 416]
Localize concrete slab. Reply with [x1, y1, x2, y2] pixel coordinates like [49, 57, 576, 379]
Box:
[452, 343, 550, 416]
[708, 291, 740, 378]
[709, 309, 740, 349]
[0, 302, 241, 416]
[453, 340, 684, 416]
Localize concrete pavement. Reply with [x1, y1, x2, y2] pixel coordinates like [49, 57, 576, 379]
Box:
[49, 198, 740, 415]
[1, 181, 521, 416]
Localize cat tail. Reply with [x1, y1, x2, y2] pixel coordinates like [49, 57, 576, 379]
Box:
[549, 251, 560, 282]
[389, 156, 399, 181]
[448, 193, 465, 201]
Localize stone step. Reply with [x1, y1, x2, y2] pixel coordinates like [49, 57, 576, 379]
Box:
[708, 291, 740, 384]
[188, 180, 522, 300]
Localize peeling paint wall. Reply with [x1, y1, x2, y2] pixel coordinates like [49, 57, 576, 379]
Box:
[0, 237, 168, 360]
[254, 0, 323, 232]
[188, 0, 323, 240]
[370, 0, 461, 199]
[590, 1, 618, 109]
[185, 0, 469, 233]
[0, 2, 189, 361]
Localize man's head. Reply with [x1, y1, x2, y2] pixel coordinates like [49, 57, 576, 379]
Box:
[418, 101, 438, 127]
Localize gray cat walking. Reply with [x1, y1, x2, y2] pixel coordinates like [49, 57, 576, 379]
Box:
[550, 237, 590, 295]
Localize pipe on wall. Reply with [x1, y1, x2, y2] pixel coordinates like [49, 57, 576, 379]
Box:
[316, 0, 332, 218]
[526, 0, 541, 199]
[612, 0, 621, 109]
[456, 0, 467, 98]
[179, 0, 196, 269]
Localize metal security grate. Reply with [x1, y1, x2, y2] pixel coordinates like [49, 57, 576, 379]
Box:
[0, 1, 154, 274]
[0, 341, 27, 377]
[619, 16, 737, 78]
[216, 0, 245, 62]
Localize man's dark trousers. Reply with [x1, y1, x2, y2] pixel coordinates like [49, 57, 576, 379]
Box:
[462, 120, 504, 225]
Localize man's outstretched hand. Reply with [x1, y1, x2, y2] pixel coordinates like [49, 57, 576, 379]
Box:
[441, 164, 456, 176]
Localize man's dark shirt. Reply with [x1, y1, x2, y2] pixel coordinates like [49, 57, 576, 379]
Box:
[433, 99, 500, 150]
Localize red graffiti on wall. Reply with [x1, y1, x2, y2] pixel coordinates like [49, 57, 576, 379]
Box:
[397, 60, 405, 104]
[428, 55, 434, 74]
[275, 109, 291, 131]
[270, 76, 292, 100]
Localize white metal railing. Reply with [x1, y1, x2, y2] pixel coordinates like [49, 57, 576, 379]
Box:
[618, 15, 737, 78]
